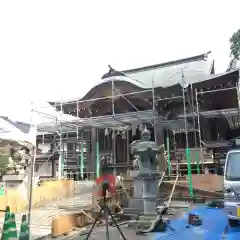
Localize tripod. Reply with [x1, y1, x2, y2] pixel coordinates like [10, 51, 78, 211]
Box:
[85, 183, 127, 240]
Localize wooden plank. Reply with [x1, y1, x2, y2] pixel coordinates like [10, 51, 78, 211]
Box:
[166, 174, 179, 208]
[51, 211, 94, 238]
[185, 174, 223, 192]
[52, 214, 78, 238]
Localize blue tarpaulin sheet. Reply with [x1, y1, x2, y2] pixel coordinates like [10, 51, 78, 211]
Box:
[154, 206, 240, 239]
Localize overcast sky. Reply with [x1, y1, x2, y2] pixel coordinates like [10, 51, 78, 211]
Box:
[0, 0, 240, 106]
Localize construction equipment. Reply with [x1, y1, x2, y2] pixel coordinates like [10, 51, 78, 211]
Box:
[187, 213, 202, 226]
[85, 177, 127, 240]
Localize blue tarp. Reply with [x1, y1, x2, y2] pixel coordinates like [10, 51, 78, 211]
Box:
[154, 206, 240, 239]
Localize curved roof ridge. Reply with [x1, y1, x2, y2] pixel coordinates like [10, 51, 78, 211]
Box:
[50, 51, 214, 104]
[122, 51, 212, 74]
[102, 75, 147, 89]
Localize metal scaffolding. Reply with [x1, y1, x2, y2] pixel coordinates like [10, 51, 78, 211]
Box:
[35, 67, 239, 179]
[38, 72, 195, 134]
[36, 69, 197, 179]
[194, 82, 240, 164]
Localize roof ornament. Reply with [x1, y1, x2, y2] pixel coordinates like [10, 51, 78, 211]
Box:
[204, 51, 211, 61]
[108, 64, 114, 72]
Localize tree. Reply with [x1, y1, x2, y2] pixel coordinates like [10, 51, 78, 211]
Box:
[0, 147, 30, 175]
[228, 29, 240, 71]
[7, 148, 31, 174]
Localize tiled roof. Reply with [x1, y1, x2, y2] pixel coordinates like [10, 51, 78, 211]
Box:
[102, 52, 214, 88]
[51, 52, 215, 104]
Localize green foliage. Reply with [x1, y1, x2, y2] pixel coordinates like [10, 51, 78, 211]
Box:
[228, 29, 240, 71]
[0, 149, 30, 175]
[0, 153, 9, 176]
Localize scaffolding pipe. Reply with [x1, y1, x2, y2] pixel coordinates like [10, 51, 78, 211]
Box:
[34, 70, 240, 186]
[198, 86, 237, 95]
[181, 69, 193, 198]
[112, 79, 116, 176]
[191, 84, 200, 173]
[190, 84, 197, 147]
[80, 132, 84, 179]
[58, 123, 64, 180]
[166, 131, 171, 176]
[126, 129, 130, 164]
[155, 95, 183, 102]
[77, 100, 79, 139]
[181, 70, 189, 149]
[193, 84, 239, 172]
[236, 80, 240, 129]
[58, 97, 64, 180]
[152, 79, 157, 143]
[46, 89, 153, 108]
[96, 139, 100, 178]
[113, 85, 153, 126]
[195, 88, 204, 164]
[107, 68, 183, 132]
[32, 109, 60, 135]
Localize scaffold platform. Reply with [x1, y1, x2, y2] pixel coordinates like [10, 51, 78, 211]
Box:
[37, 109, 196, 134]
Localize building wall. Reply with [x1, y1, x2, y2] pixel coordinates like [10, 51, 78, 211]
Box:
[35, 162, 53, 178]
[38, 143, 51, 153]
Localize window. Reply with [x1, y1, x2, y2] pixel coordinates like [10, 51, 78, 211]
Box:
[225, 152, 240, 181]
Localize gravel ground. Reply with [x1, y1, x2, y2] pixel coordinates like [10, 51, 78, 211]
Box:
[0, 181, 95, 239]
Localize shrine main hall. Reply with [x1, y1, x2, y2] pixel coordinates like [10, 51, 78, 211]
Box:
[36, 52, 240, 178]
